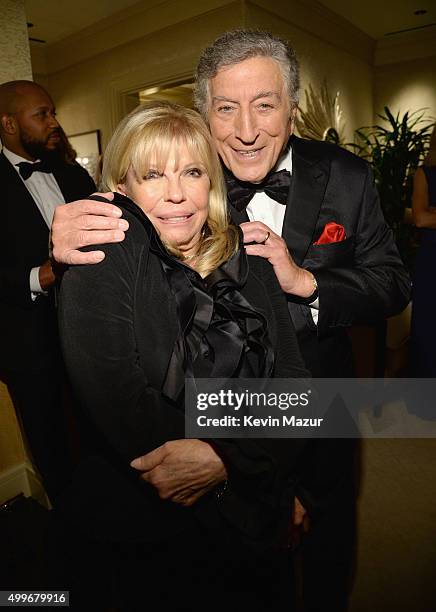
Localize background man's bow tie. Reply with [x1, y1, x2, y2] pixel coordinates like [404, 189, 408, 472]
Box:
[17, 160, 52, 180]
[226, 168, 291, 211]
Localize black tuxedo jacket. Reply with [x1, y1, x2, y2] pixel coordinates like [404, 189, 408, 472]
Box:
[230, 135, 411, 377]
[230, 136, 411, 515]
[0, 152, 95, 372]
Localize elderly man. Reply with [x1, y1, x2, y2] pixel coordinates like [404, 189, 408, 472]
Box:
[50, 31, 410, 610]
[0, 80, 95, 501]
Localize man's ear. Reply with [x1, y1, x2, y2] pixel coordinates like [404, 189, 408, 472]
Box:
[0, 114, 17, 135]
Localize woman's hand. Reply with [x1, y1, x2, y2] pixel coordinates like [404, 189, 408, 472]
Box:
[130, 439, 228, 507]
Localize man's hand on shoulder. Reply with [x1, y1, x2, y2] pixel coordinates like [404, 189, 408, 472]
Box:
[50, 192, 129, 265]
[241, 220, 316, 298]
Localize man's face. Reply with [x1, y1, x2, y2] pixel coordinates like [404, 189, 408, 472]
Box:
[14, 86, 61, 159]
[207, 57, 293, 183]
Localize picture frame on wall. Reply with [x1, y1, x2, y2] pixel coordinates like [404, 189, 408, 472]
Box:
[68, 129, 102, 184]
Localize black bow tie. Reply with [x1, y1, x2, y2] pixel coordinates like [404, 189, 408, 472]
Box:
[225, 168, 291, 212]
[17, 160, 52, 180]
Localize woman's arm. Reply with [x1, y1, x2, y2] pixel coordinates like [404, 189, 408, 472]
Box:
[412, 167, 436, 229]
[58, 221, 185, 463]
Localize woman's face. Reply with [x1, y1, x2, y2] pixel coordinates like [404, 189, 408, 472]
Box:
[119, 141, 210, 257]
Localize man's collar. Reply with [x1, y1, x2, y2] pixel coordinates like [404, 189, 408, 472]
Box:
[2, 147, 39, 168]
[276, 140, 292, 175]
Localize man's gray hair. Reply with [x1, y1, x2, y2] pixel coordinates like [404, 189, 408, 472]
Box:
[194, 29, 300, 117]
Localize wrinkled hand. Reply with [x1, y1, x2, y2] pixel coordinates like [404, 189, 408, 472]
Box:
[51, 192, 129, 265]
[130, 439, 228, 507]
[241, 221, 315, 298]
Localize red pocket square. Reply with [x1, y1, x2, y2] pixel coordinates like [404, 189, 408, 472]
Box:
[313, 222, 346, 245]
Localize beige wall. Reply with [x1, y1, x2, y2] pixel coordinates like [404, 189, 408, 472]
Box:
[0, 0, 32, 83]
[375, 55, 436, 122]
[35, 1, 245, 150]
[246, 1, 374, 142]
[33, 0, 374, 151]
[29, 0, 436, 154]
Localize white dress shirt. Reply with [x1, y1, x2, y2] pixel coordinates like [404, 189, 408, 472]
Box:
[3, 147, 65, 297]
[245, 146, 319, 323]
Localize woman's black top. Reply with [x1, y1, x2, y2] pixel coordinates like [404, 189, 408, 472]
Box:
[58, 193, 309, 547]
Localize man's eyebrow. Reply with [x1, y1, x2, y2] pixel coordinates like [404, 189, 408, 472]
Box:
[251, 91, 281, 102]
[212, 96, 239, 105]
[212, 92, 281, 105]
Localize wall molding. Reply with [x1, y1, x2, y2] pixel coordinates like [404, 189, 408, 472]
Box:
[33, 0, 376, 77]
[38, 0, 234, 75]
[247, 0, 374, 64]
[0, 462, 49, 508]
[108, 68, 194, 134]
[375, 26, 436, 66]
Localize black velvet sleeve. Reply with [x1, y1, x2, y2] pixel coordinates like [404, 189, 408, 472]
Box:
[58, 216, 186, 463]
[59, 222, 308, 545]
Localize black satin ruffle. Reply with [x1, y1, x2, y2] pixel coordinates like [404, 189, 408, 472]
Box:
[110, 193, 274, 402]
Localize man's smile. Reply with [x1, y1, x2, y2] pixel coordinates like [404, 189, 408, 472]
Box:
[231, 146, 265, 160]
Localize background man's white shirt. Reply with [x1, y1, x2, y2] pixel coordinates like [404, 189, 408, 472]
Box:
[3, 147, 65, 298]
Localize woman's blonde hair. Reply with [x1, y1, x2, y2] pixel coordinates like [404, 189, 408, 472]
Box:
[102, 101, 238, 277]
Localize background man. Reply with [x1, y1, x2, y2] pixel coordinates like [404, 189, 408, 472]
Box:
[49, 31, 410, 610]
[0, 80, 95, 502]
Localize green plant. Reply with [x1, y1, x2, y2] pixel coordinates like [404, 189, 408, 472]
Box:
[349, 107, 434, 264]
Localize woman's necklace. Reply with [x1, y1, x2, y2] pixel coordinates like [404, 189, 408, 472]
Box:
[180, 253, 197, 262]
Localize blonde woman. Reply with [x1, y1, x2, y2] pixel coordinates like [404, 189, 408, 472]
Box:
[56, 101, 308, 611]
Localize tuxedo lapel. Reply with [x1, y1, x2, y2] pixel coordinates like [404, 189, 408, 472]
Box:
[52, 161, 95, 203]
[282, 136, 330, 266]
[0, 153, 49, 234]
[53, 165, 79, 203]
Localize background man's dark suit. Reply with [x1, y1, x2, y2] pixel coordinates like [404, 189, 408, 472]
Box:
[0, 152, 95, 499]
[230, 135, 411, 611]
